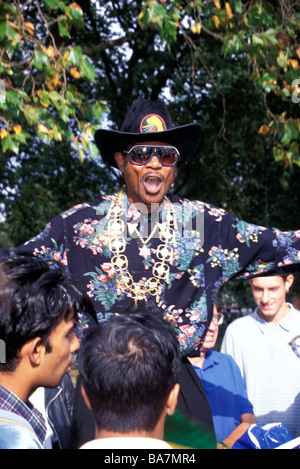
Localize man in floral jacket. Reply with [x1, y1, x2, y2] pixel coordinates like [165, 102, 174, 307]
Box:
[2, 98, 300, 446]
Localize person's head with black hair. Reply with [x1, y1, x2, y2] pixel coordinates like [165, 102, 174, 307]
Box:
[0, 255, 81, 400]
[78, 303, 181, 444]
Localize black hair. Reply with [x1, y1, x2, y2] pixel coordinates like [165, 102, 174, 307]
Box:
[78, 304, 181, 434]
[0, 255, 83, 371]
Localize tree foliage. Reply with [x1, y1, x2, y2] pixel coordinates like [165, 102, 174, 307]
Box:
[0, 0, 105, 160]
[139, 0, 300, 167]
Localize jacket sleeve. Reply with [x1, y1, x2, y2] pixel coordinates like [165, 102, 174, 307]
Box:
[205, 209, 300, 283]
[0, 212, 69, 270]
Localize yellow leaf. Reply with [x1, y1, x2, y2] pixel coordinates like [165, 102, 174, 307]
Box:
[212, 15, 220, 29]
[8, 21, 19, 31]
[70, 67, 82, 79]
[191, 22, 201, 34]
[225, 2, 233, 19]
[258, 124, 270, 135]
[37, 124, 51, 135]
[24, 21, 35, 36]
[13, 125, 22, 134]
[296, 47, 300, 60]
[46, 73, 61, 90]
[79, 148, 85, 163]
[82, 132, 90, 147]
[68, 2, 83, 16]
[290, 59, 299, 70]
[43, 46, 56, 58]
[213, 0, 221, 9]
[0, 129, 8, 139]
[70, 2, 83, 11]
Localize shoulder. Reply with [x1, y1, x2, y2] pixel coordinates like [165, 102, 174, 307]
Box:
[227, 313, 256, 329]
[170, 195, 227, 217]
[210, 350, 239, 368]
[287, 304, 300, 325]
[59, 195, 112, 221]
[0, 410, 43, 449]
[169, 195, 231, 235]
[289, 303, 300, 315]
[223, 314, 259, 340]
[41, 195, 113, 236]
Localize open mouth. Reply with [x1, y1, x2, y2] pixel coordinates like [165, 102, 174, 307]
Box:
[143, 174, 164, 194]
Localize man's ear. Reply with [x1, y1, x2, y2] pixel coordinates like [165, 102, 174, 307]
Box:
[114, 152, 125, 172]
[166, 383, 180, 416]
[25, 337, 44, 366]
[285, 274, 294, 293]
[81, 383, 92, 410]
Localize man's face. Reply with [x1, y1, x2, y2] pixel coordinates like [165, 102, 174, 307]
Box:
[249, 275, 293, 322]
[202, 307, 219, 352]
[39, 315, 79, 388]
[114, 141, 178, 211]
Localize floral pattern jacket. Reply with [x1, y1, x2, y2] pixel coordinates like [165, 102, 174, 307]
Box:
[6, 189, 300, 356]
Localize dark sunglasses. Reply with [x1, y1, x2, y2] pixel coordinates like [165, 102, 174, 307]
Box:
[123, 145, 180, 166]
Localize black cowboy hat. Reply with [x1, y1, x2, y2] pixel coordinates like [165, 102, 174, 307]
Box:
[94, 98, 202, 168]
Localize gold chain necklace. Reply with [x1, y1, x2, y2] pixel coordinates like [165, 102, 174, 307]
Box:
[104, 187, 177, 305]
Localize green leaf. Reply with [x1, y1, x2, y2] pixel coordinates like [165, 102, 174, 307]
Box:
[2, 134, 19, 154]
[44, 0, 67, 12]
[79, 57, 96, 82]
[280, 124, 293, 145]
[273, 146, 285, 162]
[91, 101, 107, 120]
[277, 51, 288, 68]
[58, 102, 75, 122]
[13, 130, 30, 144]
[232, 0, 243, 15]
[32, 49, 49, 70]
[21, 105, 40, 125]
[66, 3, 83, 22]
[87, 142, 99, 159]
[262, 28, 278, 45]
[58, 19, 71, 38]
[6, 90, 21, 107]
[0, 20, 19, 42]
[252, 34, 264, 46]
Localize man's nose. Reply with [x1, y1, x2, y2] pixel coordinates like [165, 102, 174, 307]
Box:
[146, 152, 162, 167]
[261, 290, 270, 303]
[71, 333, 80, 353]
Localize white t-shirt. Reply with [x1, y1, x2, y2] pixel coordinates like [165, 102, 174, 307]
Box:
[221, 304, 300, 437]
[29, 387, 54, 449]
[80, 437, 173, 449]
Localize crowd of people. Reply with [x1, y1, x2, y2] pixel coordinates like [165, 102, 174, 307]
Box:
[1, 98, 300, 449]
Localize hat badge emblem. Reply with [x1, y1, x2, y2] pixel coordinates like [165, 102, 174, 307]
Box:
[140, 114, 167, 133]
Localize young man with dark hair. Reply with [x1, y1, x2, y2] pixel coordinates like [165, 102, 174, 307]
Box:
[0, 256, 81, 449]
[78, 309, 181, 449]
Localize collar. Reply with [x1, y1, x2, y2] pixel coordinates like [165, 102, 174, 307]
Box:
[203, 349, 220, 367]
[254, 303, 295, 334]
[191, 350, 220, 372]
[0, 385, 47, 446]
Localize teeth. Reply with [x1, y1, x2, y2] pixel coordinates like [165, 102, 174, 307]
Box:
[146, 176, 161, 181]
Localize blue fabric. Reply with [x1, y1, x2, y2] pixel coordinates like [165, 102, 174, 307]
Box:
[193, 350, 253, 442]
[0, 409, 43, 449]
[0, 385, 46, 446]
[232, 422, 294, 449]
